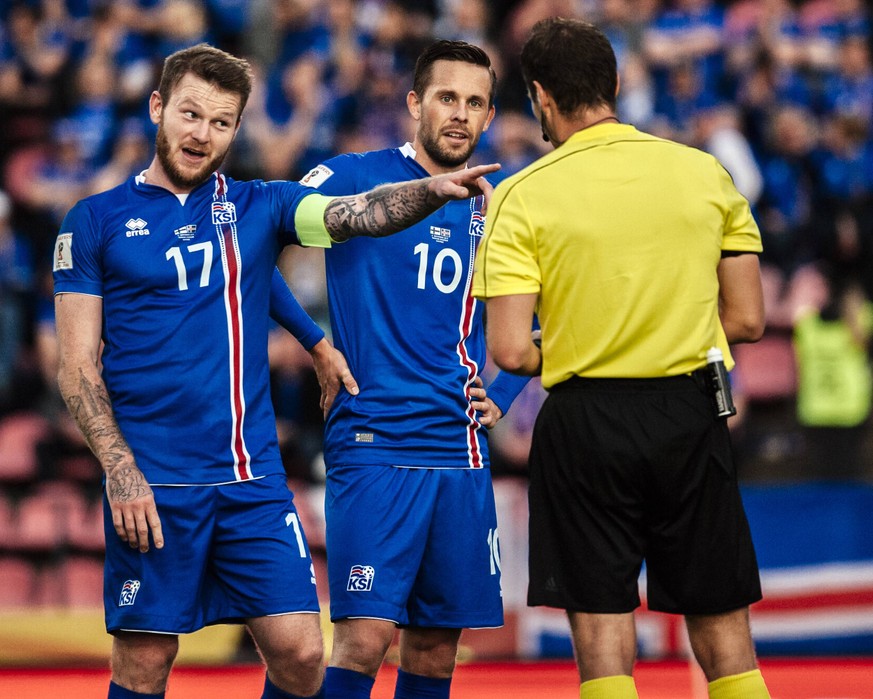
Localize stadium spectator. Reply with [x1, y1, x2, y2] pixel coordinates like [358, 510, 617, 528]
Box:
[818, 34, 873, 122]
[0, 1, 71, 152]
[643, 0, 727, 105]
[793, 268, 873, 479]
[85, 4, 155, 111]
[694, 102, 764, 206]
[756, 104, 819, 274]
[63, 54, 119, 170]
[0, 188, 33, 412]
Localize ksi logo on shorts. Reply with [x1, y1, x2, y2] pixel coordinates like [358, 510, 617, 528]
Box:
[119, 579, 141, 606]
[347, 565, 375, 592]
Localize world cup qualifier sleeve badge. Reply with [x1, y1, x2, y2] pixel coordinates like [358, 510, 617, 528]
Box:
[347, 564, 375, 592]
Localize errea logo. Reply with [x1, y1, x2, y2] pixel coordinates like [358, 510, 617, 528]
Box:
[125, 218, 150, 237]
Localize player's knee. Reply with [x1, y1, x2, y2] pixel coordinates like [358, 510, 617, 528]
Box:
[685, 608, 757, 680]
[265, 643, 324, 696]
[331, 619, 395, 672]
[399, 628, 461, 676]
[111, 633, 178, 691]
[266, 635, 324, 676]
[294, 636, 326, 674]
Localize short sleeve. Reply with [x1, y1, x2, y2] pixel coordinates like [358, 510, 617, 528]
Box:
[472, 181, 542, 299]
[301, 153, 365, 196]
[52, 201, 104, 297]
[717, 162, 763, 254]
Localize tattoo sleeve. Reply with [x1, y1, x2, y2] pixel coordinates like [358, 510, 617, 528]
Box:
[324, 178, 441, 242]
[59, 366, 150, 502]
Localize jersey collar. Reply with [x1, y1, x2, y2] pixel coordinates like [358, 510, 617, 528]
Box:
[566, 122, 636, 145]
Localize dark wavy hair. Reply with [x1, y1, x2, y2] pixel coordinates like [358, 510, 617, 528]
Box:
[521, 18, 617, 114]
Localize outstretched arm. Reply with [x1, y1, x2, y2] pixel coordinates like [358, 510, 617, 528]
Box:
[324, 163, 499, 242]
[55, 292, 163, 553]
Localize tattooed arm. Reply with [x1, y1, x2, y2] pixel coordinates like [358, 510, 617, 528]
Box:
[324, 162, 500, 242]
[55, 292, 163, 553]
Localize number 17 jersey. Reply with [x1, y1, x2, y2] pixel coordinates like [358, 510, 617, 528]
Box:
[52, 172, 327, 485]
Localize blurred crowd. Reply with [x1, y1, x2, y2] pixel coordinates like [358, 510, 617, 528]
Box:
[1, 0, 872, 485]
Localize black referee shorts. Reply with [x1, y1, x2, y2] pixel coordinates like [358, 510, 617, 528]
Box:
[527, 374, 762, 615]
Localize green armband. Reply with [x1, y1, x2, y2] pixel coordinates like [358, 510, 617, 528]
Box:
[294, 193, 334, 248]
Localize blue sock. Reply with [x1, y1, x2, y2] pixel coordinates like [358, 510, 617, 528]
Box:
[107, 681, 164, 698]
[394, 669, 451, 699]
[262, 674, 324, 699]
[323, 666, 375, 699]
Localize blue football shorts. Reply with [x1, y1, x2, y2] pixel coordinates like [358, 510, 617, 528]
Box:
[325, 465, 503, 629]
[103, 474, 320, 634]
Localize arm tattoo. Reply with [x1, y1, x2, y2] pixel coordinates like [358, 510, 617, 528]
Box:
[61, 368, 145, 500]
[325, 179, 440, 242]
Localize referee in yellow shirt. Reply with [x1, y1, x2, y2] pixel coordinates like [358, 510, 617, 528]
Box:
[472, 18, 770, 699]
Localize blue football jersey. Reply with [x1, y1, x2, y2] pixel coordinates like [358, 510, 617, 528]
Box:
[303, 144, 528, 468]
[53, 172, 323, 485]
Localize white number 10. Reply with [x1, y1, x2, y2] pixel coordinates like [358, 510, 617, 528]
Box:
[166, 242, 213, 291]
[414, 242, 463, 294]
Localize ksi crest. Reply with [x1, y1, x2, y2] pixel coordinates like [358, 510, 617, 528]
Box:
[347, 564, 375, 592]
[119, 579, 141, 606]
[468, 194, 485, 237]
[211, 201, 237, 225]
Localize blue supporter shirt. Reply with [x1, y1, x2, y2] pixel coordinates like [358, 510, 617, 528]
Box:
[302, 144, 529, 469]
[52, 172, 327, 485]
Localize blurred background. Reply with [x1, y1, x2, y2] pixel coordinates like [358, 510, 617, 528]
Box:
[0, 0, 872, 668]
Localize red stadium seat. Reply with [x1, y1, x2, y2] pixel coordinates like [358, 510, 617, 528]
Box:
[68, 497, 106, 553]
[732, 333, 798, 401]
[57, 555, 104, 608]
[9, 481, 86, 552]
[0, 412, 51, 484]
[0, 556, 39, 607]
[56, 453, 102, 483]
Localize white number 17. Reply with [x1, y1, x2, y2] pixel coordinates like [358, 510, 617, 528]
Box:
[166, 242, 213, 291]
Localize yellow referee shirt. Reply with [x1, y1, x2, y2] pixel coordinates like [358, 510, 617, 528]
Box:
[472, 123, 762, 389]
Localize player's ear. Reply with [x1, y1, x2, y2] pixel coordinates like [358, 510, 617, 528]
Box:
[532, 81, 549, 110]
[148, 90, 163, 125]
[483, 104, 496, 132]
[406, 90, 422, 121]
